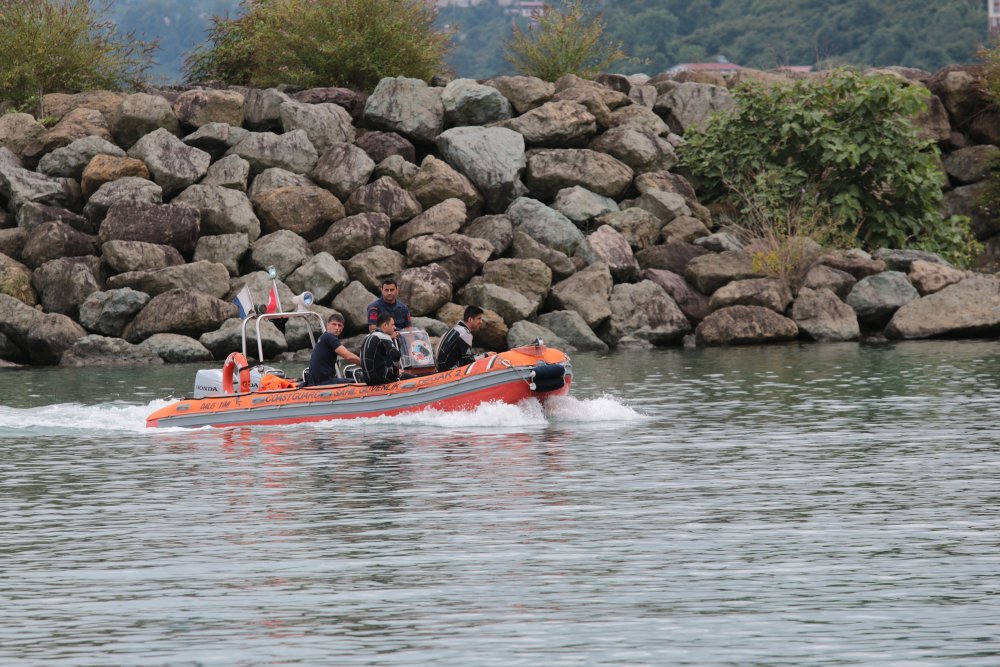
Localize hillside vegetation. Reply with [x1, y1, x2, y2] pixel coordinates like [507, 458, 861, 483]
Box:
[55, 0, 1000, 82]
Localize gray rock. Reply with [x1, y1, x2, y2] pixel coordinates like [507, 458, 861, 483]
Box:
[908, 259, 967, 296]
[496, 100, 596, 147]
[112, 93, 181, 149]
[172, 184, 261, 240]
[26, 313, 88, 365]
[654, 82, 735, 134]
[37, 136, 126, 179]
[575, 225, 639, 282]
[127, 128, 211, 196]
[308, 142, 375, 201]
[552, 186, 619, 224]
[202, 154, 250, 190]
[709, 278, 793, 314]
[872, 248, 950, 272]
[245, 230, 313, 280]
[61, 334, 163, 367]
[846, 271, 919, 328]
[549, 262, 613, 328]
[633, 190, 691, 226]
[123, 289, 236, 343]
[331, 280, 378, 334]
[284, 252, 350, 305]
[462, 214, 513, 258]
[363, 77, 445, 143]
[193, 234, 248, 277]
[310, 212, 390, 260]
[83, 177, 162, 225]
[345, 175, 422, 223]
[280, 100, 355, 154]
[436, 126, 526, 212]
[390, 198, 467, 248]
[0, 252, 36, 304]
[685, 250, 760, 294]
[138, 333, 213, 363]
[79, 288, 151, 336]
[399, 264, 453, 316]
[107, 261, 231, 299]
[255, 184, 345, 240]
[642, 268, 712, 322]
[372, 154, 419, 188]
[227, 128, 319, 176]
[16, 202, 91, 234]
[408, 154, 483, 215]
[695, 231, 743, 253]
[355, 131, 416, 164]
[182, 122, 251, 160]
[31, 256, 102, 318]
[886, 274, 1000, 339]
[511, 231, 576, 280]
[0, 292, 44, 350]
[484, 75, 554, 114]
[242, 87, 293, 131]
[695, 305, 798, 346]
[21, 222, 97, 269]
[603, 280, 691, 346]
[344, 246, 406, 293]
[200, 317, 286, 361]
[662, 216, 711, 243]
[0, 156, 81, 214]
[481, 257, 552, 313]
[506, 197, 584, 256]
[525, 148, 633, 200]
[247, 167, 312, 203]
[589, 125, 677, 174]
[538, 310, 608, 352]
[457, 280, 537, 324]
[442, 78, 513, 126]
[636, 238, 710, 274]
[791, 287, 860, 342]
[597, 208, 660, 251]
[943, 145, 1000, 185]
[173, 89, 245, 129]
[99, 201, 200, 256]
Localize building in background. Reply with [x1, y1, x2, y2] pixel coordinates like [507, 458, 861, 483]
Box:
[991, 0, 1000, 33]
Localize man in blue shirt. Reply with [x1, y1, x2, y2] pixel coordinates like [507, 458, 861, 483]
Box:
[367, 277, 412, 332]
[307, 313, 361, 385]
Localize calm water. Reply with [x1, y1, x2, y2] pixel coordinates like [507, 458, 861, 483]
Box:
[2, 341, 999, 666]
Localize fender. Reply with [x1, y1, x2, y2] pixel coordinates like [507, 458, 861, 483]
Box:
[222, 352, 251, 394]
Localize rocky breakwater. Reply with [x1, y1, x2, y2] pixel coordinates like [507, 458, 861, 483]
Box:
[0, 67, 999, 369]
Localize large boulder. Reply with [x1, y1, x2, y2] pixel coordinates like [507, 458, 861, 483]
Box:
[481, 257, 552, 313]
[344, 246, 406, 293]
[537, 310, 608, 352]
[172, 184, 260, 240]
[363, 77, 444, 143]
[182, 122, 250, 161]
[685, 251, 760, 294]
[123, 289, 236, 343]
[457, 279, 537, 324]
[284, 252, 350, 305]
[173, 89, 246, 129]
[506, 197, 584, 256]
[791, 287, 860, 342]
[597, 208, 661, 251]
[279, 100, 355, 153]
[193, 233, 249, 277]
[127, 128, 211, 196]
[548, 262, 613, 328]
[331, 280, 378, 334]
[202, 154, 250, 190]
[642, 268, 711, 322]
[31, 256, 102, 318]
[575, 225, 638, 282]
[603, 280, 691, 346]
[310, 212, 391, 260]
[463, 214, 513, 258]
[908, 259, 967, 296]
[442, 78, 513, 126]
[26, 313, 88, 365]
[107, 261, 231, 299]
[390, 199, 467, 249]
[484, 75, 554, 114]
[21, 222, 97, 269]
[345, 176, 422, 223]
[525, 148, 633, 200]
[308, 142, 375, 201]
[399, 264, 453, 316]
[83, 177, 161, 225]
[61, 335, 163, 367]
[22, 108, 112, 166]
[510, 230, 576, 280]
[654, 82, 735, 134]
[495, 100, 597, 147]
[37, 135, 126, 179]
[695, 305, 798, 346]
[354, 131, 415, 164]
[709, 278, 793, 314]
[242, 87, 293, 131]
[138, 333, 214, 364]
[255, 185, 344, 240]
[99, 201, 200, 256]
[78, 288, 151, 336]
[0, 253, 37, 305]
[0, 153, 82, 214]
[886, 275, 1000, 339]
[200, 317, 286, 361]
[552, 186, 619, 225]
[103, 240, 185, 275]
[0, 293, 44, 351]
[436, 126, 526, 212]
[226, 129, 319, 175]
[113, 92, 181, 149]
[845, 271, 919, 328]
[589, 125, 678, 174]
[80, 154, 151, 198]
[244, 230, 313, 280]
[407, 155, 483, 215]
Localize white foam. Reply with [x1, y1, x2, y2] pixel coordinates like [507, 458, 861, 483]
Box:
[0, 401, 162, 435]
[544, 393, 646, 422]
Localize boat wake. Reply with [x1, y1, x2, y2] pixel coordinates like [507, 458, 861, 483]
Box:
[0, 394, 644, 437]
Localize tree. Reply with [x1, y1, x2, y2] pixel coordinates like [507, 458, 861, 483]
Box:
[184, 0, 452, 90]
[0, 0, 156, 112]
[503, 0, 624, 82]
[681, 70, 978, 265]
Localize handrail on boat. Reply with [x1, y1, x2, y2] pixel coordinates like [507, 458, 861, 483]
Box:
[240, 310, 324, 362]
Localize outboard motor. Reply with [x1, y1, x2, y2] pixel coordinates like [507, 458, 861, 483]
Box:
[529, 363, 566, 392]
[193, 366, 283, 398]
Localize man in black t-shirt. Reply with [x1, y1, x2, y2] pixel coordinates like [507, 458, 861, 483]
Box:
[307, 313, 361, 385]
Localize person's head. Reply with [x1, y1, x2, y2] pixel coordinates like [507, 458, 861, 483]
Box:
[380, 278, 398, 304]
[326, 312, 345, 334]
[376, 312, 396, 334]
[463, 305, 485, 332]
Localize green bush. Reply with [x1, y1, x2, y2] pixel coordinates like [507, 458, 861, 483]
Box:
[504, 0, 624, 82]
[0, 0, 155, 112]
[184, 0, 452, 90]
[680, 69, 979, 267]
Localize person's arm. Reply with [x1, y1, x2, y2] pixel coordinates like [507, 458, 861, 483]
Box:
[336, 345, 361, 365]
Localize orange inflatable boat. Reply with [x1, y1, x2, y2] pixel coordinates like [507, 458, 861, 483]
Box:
[146, 311, 572, 428]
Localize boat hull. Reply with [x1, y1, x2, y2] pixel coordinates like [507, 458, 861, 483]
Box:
[146, 347, 571, 429]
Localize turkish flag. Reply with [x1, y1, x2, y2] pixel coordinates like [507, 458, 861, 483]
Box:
[265, 286, 279, 314]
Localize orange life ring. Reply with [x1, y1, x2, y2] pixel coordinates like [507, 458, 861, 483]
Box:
[222, 352, 251, 394]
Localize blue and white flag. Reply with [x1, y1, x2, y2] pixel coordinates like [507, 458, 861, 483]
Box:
[232, 285, 255, 319]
